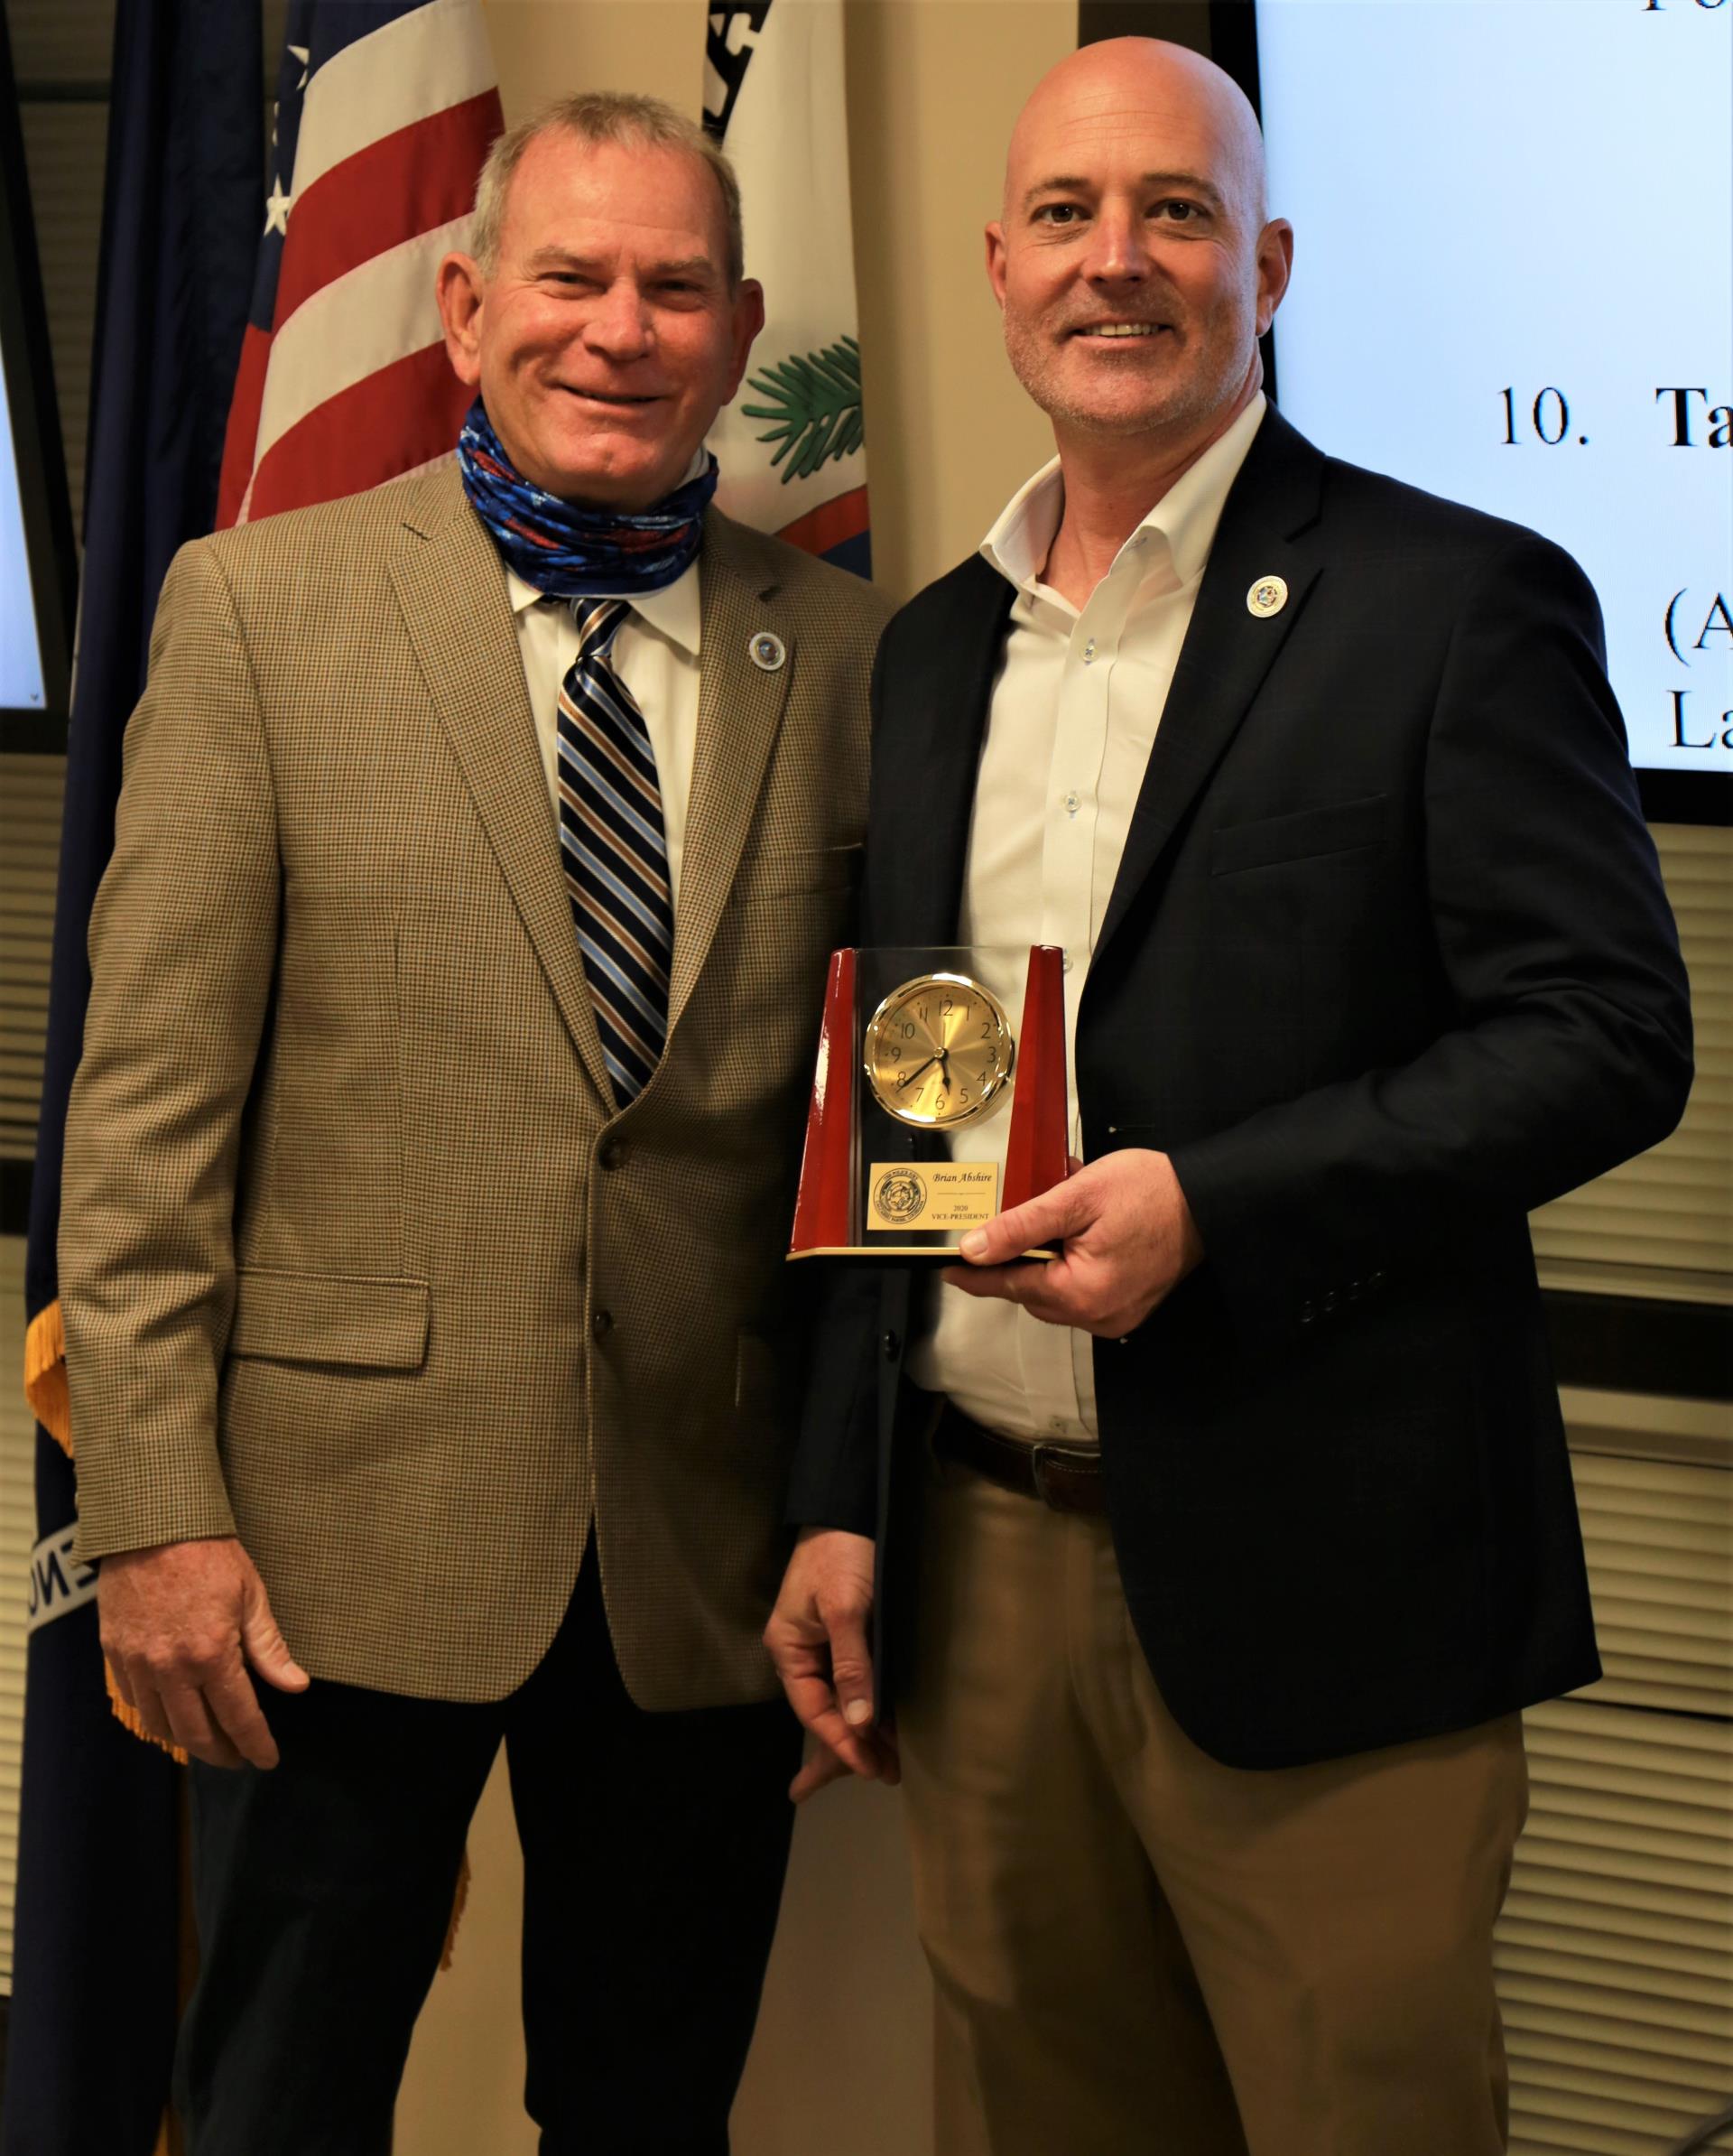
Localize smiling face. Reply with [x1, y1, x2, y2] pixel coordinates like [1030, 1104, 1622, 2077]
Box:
[438, 129, 764, 509]
[987, 41, 1291, 456]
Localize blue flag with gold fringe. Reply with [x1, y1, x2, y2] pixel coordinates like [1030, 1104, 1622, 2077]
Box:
[5, 4, 261, 2150]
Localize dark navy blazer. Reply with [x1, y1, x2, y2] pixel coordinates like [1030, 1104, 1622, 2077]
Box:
[788, 409, 1691, 1771]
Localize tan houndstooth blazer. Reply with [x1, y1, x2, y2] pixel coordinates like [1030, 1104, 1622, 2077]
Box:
[60, 457, 893, 1709]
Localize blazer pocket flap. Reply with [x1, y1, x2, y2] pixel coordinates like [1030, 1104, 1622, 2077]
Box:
[228, 1270, 431, 1370]
[1209, 793, 1391, 876]
[734, 842, 863, 899]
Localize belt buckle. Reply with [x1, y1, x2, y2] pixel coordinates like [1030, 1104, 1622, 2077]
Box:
[1027, 1438, 1097, 1510]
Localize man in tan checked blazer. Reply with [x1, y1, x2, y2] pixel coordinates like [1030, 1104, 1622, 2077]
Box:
[59, 94, 891, 2155]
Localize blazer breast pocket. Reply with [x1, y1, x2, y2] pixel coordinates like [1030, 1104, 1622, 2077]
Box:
[1209, 793, 1392, 878]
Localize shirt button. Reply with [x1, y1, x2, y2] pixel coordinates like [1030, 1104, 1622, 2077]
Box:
[1048, 1415, 1067, 1434]
[591, 1309, 614, 1341]
[1061, 952, 1073, 973]
[1081, 638, 1097, 664]
[1063, 790, 1080, 817]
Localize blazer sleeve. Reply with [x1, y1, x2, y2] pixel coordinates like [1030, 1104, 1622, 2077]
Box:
[60, 539, 282, 1562]
[1168, 529, 1693, 1351]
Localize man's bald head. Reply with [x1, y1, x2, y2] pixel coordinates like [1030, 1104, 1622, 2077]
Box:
[1005, 40, 1269, 228]
[986, 35, 1291, 457]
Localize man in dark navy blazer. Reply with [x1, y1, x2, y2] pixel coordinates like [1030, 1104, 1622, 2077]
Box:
[765, 36, 1691, 2156]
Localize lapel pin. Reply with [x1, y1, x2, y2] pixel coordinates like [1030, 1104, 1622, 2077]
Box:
[748, 630, 787, 672]
[1246, 575, 1288, 619]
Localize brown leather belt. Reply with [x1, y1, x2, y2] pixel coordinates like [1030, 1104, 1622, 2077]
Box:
[933, 1402, 1107, 1516]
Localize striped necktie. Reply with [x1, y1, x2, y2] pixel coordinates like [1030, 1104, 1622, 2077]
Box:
[556, 599, 672, 1106]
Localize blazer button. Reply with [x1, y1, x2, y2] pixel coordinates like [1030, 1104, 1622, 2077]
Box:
[1298, 1302, 1315, 1326]
[1322, 1291, 1339, 1315]
[598, 1137, 626, 1171]
[882, 1329, 901, 1361]
[591, 1309, 614, 1342]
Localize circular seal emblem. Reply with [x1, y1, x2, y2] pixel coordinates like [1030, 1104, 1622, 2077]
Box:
[1246, 575, 1289, 618]
[748, 630, 787, 672]
[874, 1168, 927, 1224]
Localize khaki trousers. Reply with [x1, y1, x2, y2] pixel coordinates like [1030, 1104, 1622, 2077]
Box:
[894, 1454, 1528, 2156]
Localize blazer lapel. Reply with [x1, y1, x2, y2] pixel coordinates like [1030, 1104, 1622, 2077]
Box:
[387, 460, 615, 1105]
[664, 510, 797, 1036]
[1095, 410, 1326, 965]
[874, 557, 1015, 949]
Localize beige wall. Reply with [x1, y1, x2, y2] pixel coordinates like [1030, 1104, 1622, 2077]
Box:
[395, 5, 1074, 2150]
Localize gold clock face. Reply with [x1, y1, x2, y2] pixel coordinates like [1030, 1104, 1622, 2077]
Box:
[863, 972, 1015, 1129]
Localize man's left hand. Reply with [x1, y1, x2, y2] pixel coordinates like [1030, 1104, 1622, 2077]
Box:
[943, 1148, 1203, 1338]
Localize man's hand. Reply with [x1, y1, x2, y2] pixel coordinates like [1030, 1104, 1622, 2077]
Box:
[764, 1527, 899, 1804]
[99, 1537, 310, 1770]
[943, 1148, 1203, 1338]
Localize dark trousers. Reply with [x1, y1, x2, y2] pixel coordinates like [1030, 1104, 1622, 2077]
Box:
[176, 1551, 802, 2155]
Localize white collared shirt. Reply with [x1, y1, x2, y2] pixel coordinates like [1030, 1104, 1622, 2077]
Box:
[908, 394, 1267, 1443]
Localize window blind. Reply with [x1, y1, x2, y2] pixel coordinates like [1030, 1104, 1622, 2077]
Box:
[1501, 1400, 1733, 2156]
[0, 755, 64, 1165]
[1532, 824, 1733, 1305]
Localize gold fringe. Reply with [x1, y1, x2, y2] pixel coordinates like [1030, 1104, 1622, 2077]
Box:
[440, 1848, 472, 1971]
[23, 1298, 71, 1455]
[103, 1655, 189, 1765]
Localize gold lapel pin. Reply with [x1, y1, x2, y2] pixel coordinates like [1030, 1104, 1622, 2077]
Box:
[1246, 575, 1288, 618]
[748, 631, 787, 672]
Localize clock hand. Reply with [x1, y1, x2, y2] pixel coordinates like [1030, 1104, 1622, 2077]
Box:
[896, 1053, 942, 1092]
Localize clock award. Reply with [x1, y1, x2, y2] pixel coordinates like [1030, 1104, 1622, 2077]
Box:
[787, 945, 1070, 1259]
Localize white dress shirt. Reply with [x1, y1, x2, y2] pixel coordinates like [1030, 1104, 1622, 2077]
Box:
[506, 561, 701, 911]
[908, 395, 1267, 1443]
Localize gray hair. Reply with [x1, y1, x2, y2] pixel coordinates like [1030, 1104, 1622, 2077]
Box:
[470, 92, 745, 288]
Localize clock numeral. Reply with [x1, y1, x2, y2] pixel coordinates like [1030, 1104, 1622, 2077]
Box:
[979, 1020, 991, 1038]
[941, 996, 955, 1018]
[888, 1044, 902, 1062]
[902, 1022, 915, 1040]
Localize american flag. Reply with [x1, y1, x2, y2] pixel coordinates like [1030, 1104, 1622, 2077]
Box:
[217, 0, 503, 529]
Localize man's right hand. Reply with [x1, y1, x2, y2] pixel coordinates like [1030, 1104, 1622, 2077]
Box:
[764, 1527, 898, 1803]
[99, 1537, 310, 1770]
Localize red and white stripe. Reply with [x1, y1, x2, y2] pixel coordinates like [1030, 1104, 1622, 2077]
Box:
[218, 0, 503, 528]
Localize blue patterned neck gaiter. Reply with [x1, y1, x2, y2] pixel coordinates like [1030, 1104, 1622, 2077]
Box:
[457, 398, 717, 598]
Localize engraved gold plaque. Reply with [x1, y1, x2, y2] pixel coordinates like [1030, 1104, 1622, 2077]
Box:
[862, 971, 1015, 1130]
[866, 1160, 1001, 1233]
